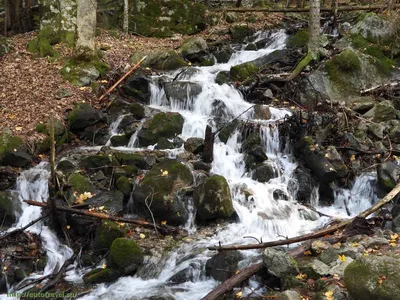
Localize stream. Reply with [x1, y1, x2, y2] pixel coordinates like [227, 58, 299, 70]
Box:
[2, 29, 378, 300]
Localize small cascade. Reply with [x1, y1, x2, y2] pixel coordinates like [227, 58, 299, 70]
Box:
[8, 163, 73, 292]
[105, 114, 129, 146]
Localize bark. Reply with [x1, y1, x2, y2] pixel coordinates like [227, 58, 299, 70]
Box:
[208, 182, 400, 251]
[24, 200, 181, 235]
[123, 0, 128, 33]
[203, 125, 214, 163]
[236, 0, 242, 8]
[200, 263, 263, 300]
[75, 0, 97, 60]
[308, 0, 320, 58]
[5, 0, 34, 34]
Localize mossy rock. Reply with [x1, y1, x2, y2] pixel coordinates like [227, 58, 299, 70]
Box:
[129, 103, 145, 119]
[133, 159, 193, 225]
[217, 120, 239, 144]
[327, 49, 361, 74]
[113, 152, 147, 169]
[94, 220, 127, 252]
[215, 71, 231, 85]
[364, 100, 397, 122]
[194, 175, 233, 221]
[61, 59, 109, 86]
[0, 132, 31, 167]
[35, 119, 66, 137]
[230, 62, 259, 81]
[80, 154, 119, 170]
[0, 133, 23, 161]
[230, 25, 255, 43]
[68, 173, 96, 195]
[110, 135, 129, 147]
[180, 37, 208, 62]
[131, 51, 187, 71]
[0, 191, 17, 228]
[242, 132, 262, 153]
[27, 36, 58, 57]
[83, 268, 120, 284]
[67, 103, 103, 131]
[287, 30, 309, 49]
[108, 238, 144, 275]
[344, 255, 400, 300]
[137, 112, 184, 147]
[116, 176, 133, 197]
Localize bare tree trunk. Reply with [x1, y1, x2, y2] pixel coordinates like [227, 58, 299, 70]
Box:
[75, 0, 97, 60]
[308, 0, 320, 58]
[236, 0, 242, 8]
[297, 0, 303, 8]
[203, 125, 214, 163]
[123, 0, 128, 33]
[4, 0, 7, 36]
[5, 0, 33, 34]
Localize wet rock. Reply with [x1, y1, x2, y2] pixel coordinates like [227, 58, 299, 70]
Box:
[217, 120, 238, 143]
[83, 268, 120, 284]
[116, 176, 133, 197]
[68, 103, 103, 131]
[319, 183, 335, 206]
[82, 122, 109, 145]
[114, 152, 147, 169]
[206, 250, 243, 281]
[80, 154, 119, 171]
[0, 166, 17, 190]
[133, 159, 193, 225]
[67, 173, 96, 196]
[164, 82, 202, 106]
[242, 132, 262, 153]
[129, 103, 146, 119]
[298, 258, 330, 279]
[292, 166, 317, 203]
[0, 191, 17, 228]
[273, 189, 289, 201]
[168, 263, 200, 284]
[124, 72, 152, 104]
[364, 100, 397, 122]
[214, 47, 234, 64]
[230, 25, 255, 43]
[154, 137, 174, 150]
[180, 37, 208, 63]
[253, 105, 271, 120]
[0, 132, 31, 168]
[230, 62, 259, 81]
[138, 112, 184, 147]
[325, 146, 347, 178]
[319, 248, 339, 265]
[193, 161, 211, 172]
[248, 146, 268, 163]
[252, 162, 278, 183]
[131, 51, 187, 71]
[377, 161, 400, 192]
[94, 220, 127, 252]
[215, 71, 231, 85]
[194, 175, 233, 221]
[263, 248, 299, 278]
[245, 43, 257, 51]
[108, 238, 144, 275]
[85, 191, 124, 215]
[344, 255, 400, 300]
[110, 135, 129, 147]
[252, 49, 292, 68]
[107, 96, 130, 120]
[184, 138, 204, 154]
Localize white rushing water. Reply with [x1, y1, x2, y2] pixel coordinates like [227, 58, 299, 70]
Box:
[1, 163, 73, 299]
[1, 30, 378, 300]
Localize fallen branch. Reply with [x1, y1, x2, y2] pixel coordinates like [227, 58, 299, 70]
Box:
[200, 263, 263, 300]
[24, 200, 180, 235]
[208, 182, 400, 251]
[360, 81, 400, 94]
[100, 56, 147, 102]
[214, 4, 400, 13]
[0, 213, 50, 241]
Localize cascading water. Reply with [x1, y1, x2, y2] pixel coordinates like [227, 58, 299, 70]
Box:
[1, 163, 73, 298]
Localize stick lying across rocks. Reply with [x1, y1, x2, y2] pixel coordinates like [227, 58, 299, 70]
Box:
[208, 182, 400, 251]
[24, 200, 181, 235]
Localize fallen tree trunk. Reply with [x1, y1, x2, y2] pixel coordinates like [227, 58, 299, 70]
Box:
[200, 263, 263, 300]
[24, 200, 181, 235]
[214, 4, 400, 13]
[208, 182, 400, 251]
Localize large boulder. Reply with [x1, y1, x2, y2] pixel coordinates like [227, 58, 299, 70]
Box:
[205, 251, 243, 281]
[0, 132, 32, 167]
[108, 238, 144, 275]
[123, 72, 152, 104]
[131, 51, 187, 71]
[344, 255, 400, 300]
[93, 220, 127, 252]
[68, 103, 103, 131]
[351, 13, 396, 44]
[263, 248, 299, 278]
[137, 112, 184, 147]
[180, 37, 208, 63]
[194, 175, 234, 221]
[133, 159, 193, 225]
[230, 62, 259, 81]
[377, 162, 400, 192]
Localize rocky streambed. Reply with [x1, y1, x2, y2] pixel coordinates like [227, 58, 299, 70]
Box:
[1, 12, 400, 300]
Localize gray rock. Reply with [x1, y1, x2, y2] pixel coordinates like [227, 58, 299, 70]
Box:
[360, 236, 389, 249]
[0, 191, 18, 228]
[329, 256, 354, 277]
[263, 248, 299, 278]
[252, 162, 278, 183]
[311, 240, 331, 254]
[124, 72, 151, 104]
[278, 290, 301, 300]
[184, 138, 204, 154]
[164, 82, 202, 109]
[253, 105, 271, 120]
[377, 161, 400, 192]
[320, 248, 339, 265]
[351, 13, 395, 43]
[325, 146, 347, 177]
[206, 251, 243, 281]
[0, 167, 17, 190]
[68, 103, 103, 131]
[364, 100, 397, 122]
[291, 166, 317, 203]
[368, 123, 385, 139]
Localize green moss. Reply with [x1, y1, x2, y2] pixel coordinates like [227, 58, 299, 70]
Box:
[287, 30, 309, 49]
[61, 59, 109, 86]
[83, 268, 120, 284]
[242, 132, 262, 152]
[129, 103, 145, 119]
[230, 25, 254, 43]
[132, 51, 187, 71]
[109, 238, 143, 273]
[116, 176, 133, 197]
[80, 155, 119, 169]
[94, 220, 127, 252]
[230, 62, 259, 81]
[110, 135, 129, 147]
[35, 123, 47, 134]
[68, 173, 96, 194]
[0, 133, 23, 161]
[113, 152, 147, 169]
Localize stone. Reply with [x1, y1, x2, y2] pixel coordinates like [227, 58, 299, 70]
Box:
[83, 268, 120, 284]
[215, 71, 231, 85]
[133, 159, 193, 225]
[251, 162, 278, 183]
[230, 25, 255, 43]
[360, 236, 389, 249]
[344, 255, 400, 300]
[110, 135, 129, 147]
[291, 166, 317, 203]
[137, 112, 184, 147]
[230, 62, 259, 81]
[113, 152, 147, 169]
[325, 146, 347, 177]
[214, 48, 233, 64]
[180, 37, 208, 63]
[225, 12, 237, 23]
[82, 122, 109, 145]
[351, 96, 376, 113]
[253, 105, 271, 120]
[184, 138, 204, 154]
[123, 72, 151, 104]
[263, 248, 299, 278]
[164, 82, 202, 107]
[351, 13, 395, 44]
[368, 123, 385, 140]
[68, 103, 103, 131]
[364, 100, 397, 122]
[278, 290, 302, 300]
[194, 175, 233, 221]
[319, 248, 339, 265]
[85, 191, 124, 215]
[116, 176, 133, 197]
[377, 162, 400, 192]
[108, 238, 144, 275]
[0, 167, 17, 190]
[206, 251, 243, 281]
[0, 191, 17, 228]
[311, 240, 331, 254]
[155, 137, 175, 150]
[0, 132, 31, 168]
[131, 51, 187, 71]
[193, 161, 211, 172]
[94, 220, 127, 252]
[168, 263, 201, 284]
[329, 256, 354, 277]
[129, 103, 146, 119]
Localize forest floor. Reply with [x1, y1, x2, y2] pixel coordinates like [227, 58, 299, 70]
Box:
[0, 12, 283, 148]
